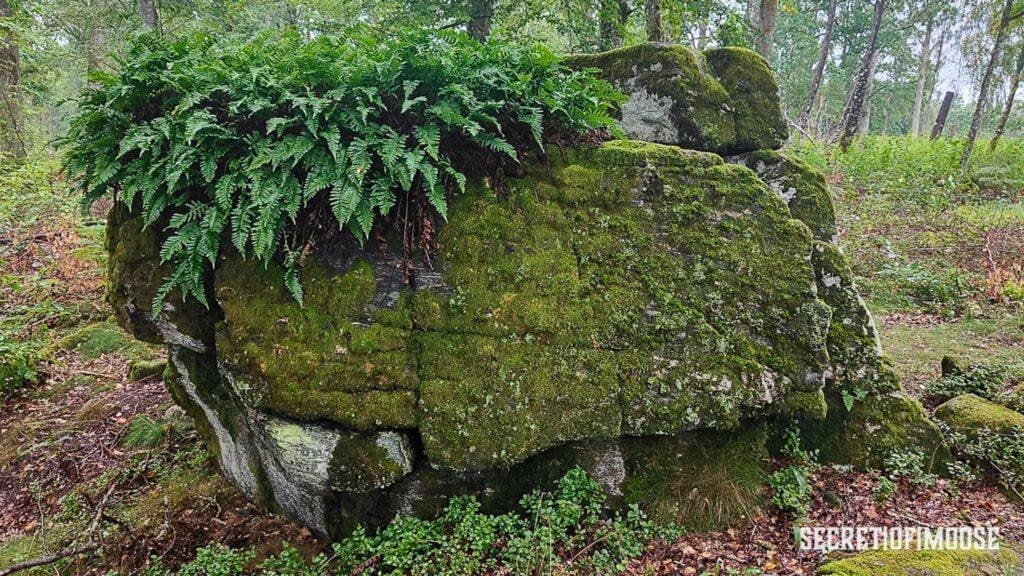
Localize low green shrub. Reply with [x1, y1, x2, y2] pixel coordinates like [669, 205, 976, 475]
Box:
[142, 468, 676, 576]
[925, 362, 1009, 403]
[882, 449, 937, 488]
[62, 29, 621, 311]
[0, 331, 39, 394]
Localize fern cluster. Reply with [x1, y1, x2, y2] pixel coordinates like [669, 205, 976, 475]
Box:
[62, 29, 622, 310]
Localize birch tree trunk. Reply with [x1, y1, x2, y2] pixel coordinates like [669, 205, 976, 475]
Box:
[990, 42, 1024, 151]
[961, 0, 1016, 171]
[797, 0, 839, 131]
[910, 15, 934, 136]
[837, 0, 887, 151]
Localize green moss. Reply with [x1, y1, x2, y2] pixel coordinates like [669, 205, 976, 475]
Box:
[328, 431, 412, 493]
[620, 425, 767, 530]
[128, 358, 167, 381]
[817, 547, 1023, 576]
[215, 255, 417, 429]
[0, 535, 49, 575]
[54, 321, 134, 359]
[704, 47, 787, 153]
[804, 391, 951, 472]
[935, 394, 1024, 437]
[417, 333, 622, 471]
[740, 149, 838, 243]
[774, 389, 828, 420]
[566, 43, 736, 153]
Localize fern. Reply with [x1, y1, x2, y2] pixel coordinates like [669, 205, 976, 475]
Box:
[61, 28, 623, 312]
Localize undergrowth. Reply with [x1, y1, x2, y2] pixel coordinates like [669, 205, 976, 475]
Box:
[140, 467, 677, 576]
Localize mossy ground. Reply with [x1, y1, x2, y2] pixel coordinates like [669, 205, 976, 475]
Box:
[817, 547, 1023, 576]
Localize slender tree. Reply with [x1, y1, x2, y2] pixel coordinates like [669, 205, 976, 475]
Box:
[755, 0, 779, 58]
[467, 0, 494, 41]
[910, 11, 934, 136]
[645, 0, 662, 41]
[991, 41, 1024, 149]
[961, 0, 1019, 171]
[837, 0, 888, 151]
[798, 0, 839, 131]
[138, 0, 158, 31]
[0, 0, 24, 159]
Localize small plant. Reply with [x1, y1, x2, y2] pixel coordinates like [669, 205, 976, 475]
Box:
[0, 331, 39, 394]
[925, 362, 1008, 403]
[768, 424, 816, 517]
[882, 449, 937, 488]
[944, 425, 1024, 498]
[123, 414, 168, 449]
[156, 468, 675, 575]
[768, 464, 813, 517]
[873, 476, 897, 503]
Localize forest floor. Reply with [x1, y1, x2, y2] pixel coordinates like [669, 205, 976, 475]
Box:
[1, 137, 1023, 575]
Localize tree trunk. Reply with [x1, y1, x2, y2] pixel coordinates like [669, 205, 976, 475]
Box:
[755, 0, 779, 59]
[858, 62, 875, 135]
[961, 0, 1016, 171]
[0, 0, 24, 159]
[990, 42, 1024, 150]
[910, 14, 933, 136]
[86, 26, 105, 76]
[931, 91, 954, 139]
[467, 0, 493, 42]
[599, 0, 623, 49]
[645, 0, 662, 42]
[138, 0, 158, 31]
[798, 0, 838, 131]
[837, 0, 887, 151]
[925, 25, 947, 128]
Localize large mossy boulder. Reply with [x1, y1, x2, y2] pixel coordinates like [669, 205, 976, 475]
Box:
[107, 140, 945, 537]
[104, 49, 944, 538]
[566, 43, 787, 155]
[935, 393, 1024, 437]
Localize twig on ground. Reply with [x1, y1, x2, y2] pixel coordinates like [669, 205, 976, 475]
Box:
[0, 481, 117, 576]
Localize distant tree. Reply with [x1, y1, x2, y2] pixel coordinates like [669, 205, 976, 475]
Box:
[645, 0, 662, 41]
[746, 0, 778, 58]
[991, 40, 1024, 149]
[467, 0, 494, 41]
[0, 0, 24, 159]
[837, 0, 888, 151]
[138, 0, 158, 31]
[961, 0, 1021, 170]
[909, 7, 935, 136]
[797, 0, 838, 131]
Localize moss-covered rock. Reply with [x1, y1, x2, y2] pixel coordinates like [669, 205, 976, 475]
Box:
[105, 204, 218, 352]
[804, 390, 951, 472]
[214, 254, 417, 430]
[566, 44, 786, 154]
[108, 137, 923, 536]
[817, 547, 1023, 575]
[737, 149, 837, 243]
[935, 394, 1024, 436]
[704, 47, 787, 153]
